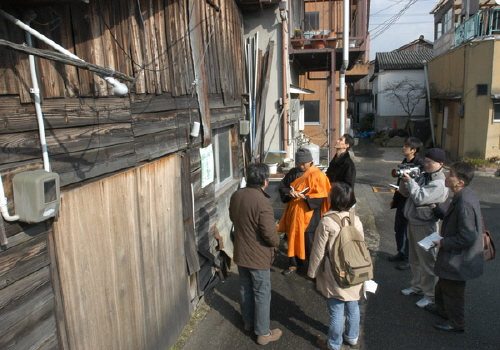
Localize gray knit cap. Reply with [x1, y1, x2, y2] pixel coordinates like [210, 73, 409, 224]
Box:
[296, 148, 313, 163]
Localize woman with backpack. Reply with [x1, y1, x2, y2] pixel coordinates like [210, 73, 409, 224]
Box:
[308, 182, 367, 350]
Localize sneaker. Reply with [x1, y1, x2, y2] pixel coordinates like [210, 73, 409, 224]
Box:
[343, 334, 358, 346]
[416, 297, 434, 308]
[257, 328, 282, 345]
[401, 288, 423, 296]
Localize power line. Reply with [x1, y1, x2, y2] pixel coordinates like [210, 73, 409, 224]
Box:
[370, 0, 421, 41]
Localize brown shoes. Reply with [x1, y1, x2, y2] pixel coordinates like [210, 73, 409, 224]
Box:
[316, 338, 329, 350]
[256, 328, 283, 345]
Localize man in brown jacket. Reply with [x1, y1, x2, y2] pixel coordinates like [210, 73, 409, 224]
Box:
[229, 163, 282, 345]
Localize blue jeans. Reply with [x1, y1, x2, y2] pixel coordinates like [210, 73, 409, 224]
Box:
[238, 266, 271, 336]
[326, 298, 360, 350]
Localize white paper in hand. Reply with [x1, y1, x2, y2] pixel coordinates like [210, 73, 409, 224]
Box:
[418, 232, 441, 251]
[363, 280, 378, 299]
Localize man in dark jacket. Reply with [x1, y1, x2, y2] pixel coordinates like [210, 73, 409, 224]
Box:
[389, 137, 425, 270]
[429, 162, 484, 333]
[326, 134, 356, 188]
[229, 163, 282, 345]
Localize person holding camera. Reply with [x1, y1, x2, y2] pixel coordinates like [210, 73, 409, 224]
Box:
[389, 137, 424, 270]
[398, 148, 449, 308]
[278, 148, 331, 276]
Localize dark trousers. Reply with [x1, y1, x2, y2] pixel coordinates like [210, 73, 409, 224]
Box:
[289, 231, 315, 267]
[435, 278, 466, 329]
[394, 206, 409, 260]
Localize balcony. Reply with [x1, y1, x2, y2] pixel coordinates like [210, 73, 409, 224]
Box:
[289, 29, 366, 77]
[455, 9, 500, 46]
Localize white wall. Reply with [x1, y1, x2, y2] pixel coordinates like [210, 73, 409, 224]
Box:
[373, 69, 427, 130]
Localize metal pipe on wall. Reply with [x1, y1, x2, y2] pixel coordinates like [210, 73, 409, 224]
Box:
[339, 0, 350, 136]
[280, 1, 289, 155]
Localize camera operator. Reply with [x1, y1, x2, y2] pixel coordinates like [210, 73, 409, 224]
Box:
[389, 137, 424, 270]
[398, 148, 449, 309]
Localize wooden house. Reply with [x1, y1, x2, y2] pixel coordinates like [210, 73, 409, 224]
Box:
[0, 0, 245, 349]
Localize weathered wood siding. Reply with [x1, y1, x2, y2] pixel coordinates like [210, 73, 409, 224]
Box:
[51, 156, 188, 350]
[0, 0, 245, 349]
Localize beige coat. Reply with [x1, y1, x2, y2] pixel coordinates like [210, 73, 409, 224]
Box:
[307, 210, 364, 301]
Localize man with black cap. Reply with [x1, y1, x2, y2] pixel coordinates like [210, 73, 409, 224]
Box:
[278, 148, 331, 275]
[398, 148, 449, 309]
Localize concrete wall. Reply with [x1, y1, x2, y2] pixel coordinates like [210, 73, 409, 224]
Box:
[429, 40, 500, 159]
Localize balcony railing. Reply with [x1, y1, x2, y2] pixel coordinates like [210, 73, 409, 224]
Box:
[290, 30, 364, 50]
[455, 9, 500, 46]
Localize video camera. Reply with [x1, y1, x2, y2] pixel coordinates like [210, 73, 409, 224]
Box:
[391, 163, 421, 178]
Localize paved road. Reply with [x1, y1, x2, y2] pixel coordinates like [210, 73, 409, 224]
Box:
[179, 138, 499, 350]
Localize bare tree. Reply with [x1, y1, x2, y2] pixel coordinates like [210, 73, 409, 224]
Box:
[381, 77, 425, 118]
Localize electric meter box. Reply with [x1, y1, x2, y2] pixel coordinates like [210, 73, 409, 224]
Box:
[12, 170, 60, 224]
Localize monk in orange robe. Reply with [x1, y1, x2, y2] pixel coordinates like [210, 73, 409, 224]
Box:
[278, 148, 331, 275]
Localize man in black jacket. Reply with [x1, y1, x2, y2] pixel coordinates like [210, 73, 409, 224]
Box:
[326, 134, 356, 188]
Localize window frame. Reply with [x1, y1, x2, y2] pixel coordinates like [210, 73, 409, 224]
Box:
[493, 102, 500, 123]
[303, 100, 321, 125]
[212, 126, 234, 189]
[304, 11, 320, 31]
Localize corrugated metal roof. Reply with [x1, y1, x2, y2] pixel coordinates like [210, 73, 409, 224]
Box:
[375, 51, 434, 71]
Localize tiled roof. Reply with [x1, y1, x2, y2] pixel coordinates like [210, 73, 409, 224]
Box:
[375, 51, 434, 71]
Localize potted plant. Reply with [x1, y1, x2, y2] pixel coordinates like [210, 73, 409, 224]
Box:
[311, 34, 326, 49]
[326, 30, 338, 48]
[291, 28, 305, 49]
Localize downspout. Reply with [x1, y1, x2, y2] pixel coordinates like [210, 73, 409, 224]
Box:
[280, 1, 289, 155]
[423, 61, 436, 147]
[339, 0, 350, 135]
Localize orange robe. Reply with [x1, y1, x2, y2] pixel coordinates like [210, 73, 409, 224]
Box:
[277, 165, 331, 260]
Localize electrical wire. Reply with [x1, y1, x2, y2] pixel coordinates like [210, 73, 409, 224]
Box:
[370, 0, 420, 41]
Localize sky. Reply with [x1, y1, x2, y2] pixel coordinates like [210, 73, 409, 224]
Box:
[369, 0, 437, 60]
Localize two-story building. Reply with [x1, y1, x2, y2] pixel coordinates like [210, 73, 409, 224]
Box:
[428, 0, 500, 159]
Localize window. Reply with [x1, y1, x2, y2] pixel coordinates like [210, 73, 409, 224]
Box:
[477, 84, 488, 96]
[494, 103, 500, 122]
[304, 12, 320, 31]
[212, 126, 233, 188]
[303, 100, 320, 124]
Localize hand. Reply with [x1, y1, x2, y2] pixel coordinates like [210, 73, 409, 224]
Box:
[289, 190, 306, 199]
[401, 173, 411, 182]
[432, 240, 442, 249]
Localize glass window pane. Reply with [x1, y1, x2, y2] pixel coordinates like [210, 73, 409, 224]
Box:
[304, 100, 320, 123]
[218, 128, 231, 181]
[494, 103, 500, 122]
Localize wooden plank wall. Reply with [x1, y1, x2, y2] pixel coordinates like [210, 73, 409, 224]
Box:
[51, 156, 189, 350]
[0, 0, 245, 349]
[0, 0, 244, 100]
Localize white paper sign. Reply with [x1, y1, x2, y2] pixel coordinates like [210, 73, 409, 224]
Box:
[200, 144, 214, 188]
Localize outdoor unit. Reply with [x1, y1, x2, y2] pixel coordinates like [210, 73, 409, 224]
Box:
[13, 170, 60, 223]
